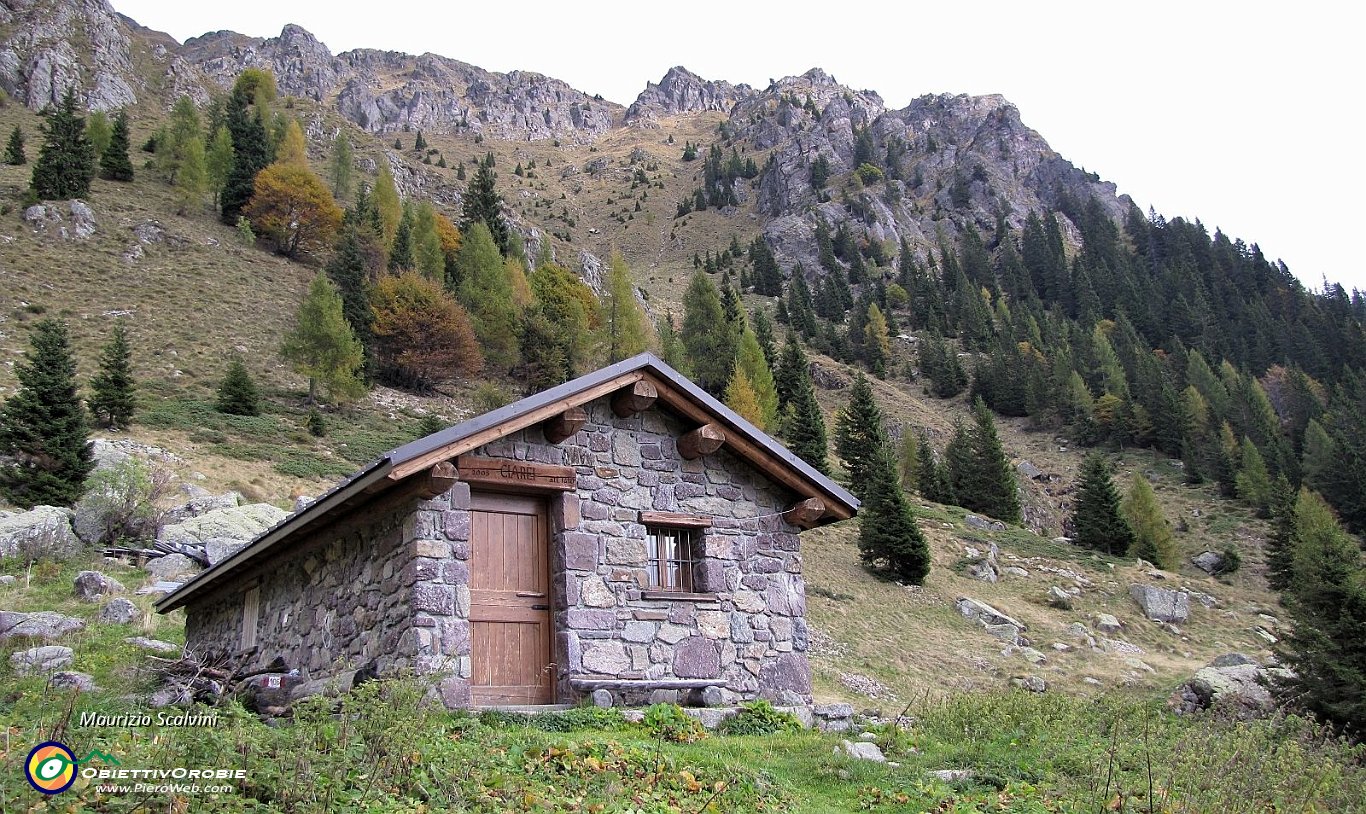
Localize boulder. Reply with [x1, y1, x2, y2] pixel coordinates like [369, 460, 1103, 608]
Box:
[1191, 550, 1225, 574]
[97, 598, 141, 624]
[1093, 613, 1123, 634]
[813, 703, 855, 733]
[159, 503, 287, 550]
[146, 553, 199, 581]
[74, 570, 125, 602]
[1002, 566, 1030, 578]
[955, 597, 1026, 631]
[967, 559, 999, 583]
[1047, 586, 1073, 609]
[1168, 660, 1279, 719]
[0, 575, 15, 586]
[135, 581, 183, 596]
[239, 673, 306, 713]
[0, 506, 80, 559]
[1015, 460, 1044, 480]
[164, 491, 242, 525]
[929, 769, 974, 783]
[205, 537, 250, 566]
[1011, 675, 1047, 693]
[838, 739, 886, 762]
[1210, 652, 1260, 668]
[125, 636, 180, 653]
[50, 671, 98, 692]
[964, 514, 1006, 532]
[1129, 584, 1190, 623]
[11, 645, 74, 674]
[23, 200, 97, 240]
[0, 610, 86, 641]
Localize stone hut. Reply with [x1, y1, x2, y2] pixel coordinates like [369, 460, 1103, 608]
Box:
[156, 354, 858, 708]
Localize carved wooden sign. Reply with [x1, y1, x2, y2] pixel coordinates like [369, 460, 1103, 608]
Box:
[456, 455, 576, 491]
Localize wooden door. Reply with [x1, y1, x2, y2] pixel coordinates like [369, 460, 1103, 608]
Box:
[469, 493, 553, 705]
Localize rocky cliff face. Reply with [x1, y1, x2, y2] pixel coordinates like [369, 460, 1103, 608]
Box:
[737, 70, 1130, 273]
[626, 66, 753, 121]
[0, 0, 139, 109]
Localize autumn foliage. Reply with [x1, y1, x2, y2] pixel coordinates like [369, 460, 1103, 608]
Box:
[245, 161, 343, 258]
[370, 271, 483, 391]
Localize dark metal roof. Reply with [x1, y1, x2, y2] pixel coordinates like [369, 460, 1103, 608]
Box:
[157, 352, 857, 613]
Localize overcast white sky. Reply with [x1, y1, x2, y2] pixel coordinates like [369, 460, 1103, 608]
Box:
[116, 0, 1365, 292]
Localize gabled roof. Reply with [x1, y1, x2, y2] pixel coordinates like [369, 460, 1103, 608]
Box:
[157, 353, 857, 613]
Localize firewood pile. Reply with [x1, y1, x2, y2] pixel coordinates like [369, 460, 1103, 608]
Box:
[147, 650, 286, 707]
[104, 538, 209, 567]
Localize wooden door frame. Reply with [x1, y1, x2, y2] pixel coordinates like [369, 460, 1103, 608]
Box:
[468, 490, 556, 705]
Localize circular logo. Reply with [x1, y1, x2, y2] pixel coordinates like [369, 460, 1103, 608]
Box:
[25, 741, 77, 795]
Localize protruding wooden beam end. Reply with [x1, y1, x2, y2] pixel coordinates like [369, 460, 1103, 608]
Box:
[543, 406, 589, 444]
[417, 461, 459, 499]
[611, 380, 658, 417]
[677, 423, 726, 460]
[783, 497, 827, 529]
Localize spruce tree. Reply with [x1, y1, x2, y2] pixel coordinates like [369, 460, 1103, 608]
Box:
[1071, 454, 1135, 555]
[4, 124, 25, 165]
[281, 273, 366, 405]
[389, 202, 414, 270]
[220, 88, 272, 224]
[30, 88, 96, 199]
[1122, 473, 1177, 569]
[656, 313, 690, 375]
[89, 320, 136, 430]
[461, 156, 508, 255]
[858, 444, 931, 584]
[455, 221, 519, 369]
[1277, 489, 1366, 736]
[834, 373, 887, 498]
[752, 308, 777, 368]
[99, 110, 134, 182]
[1235, 436, 1273, 517]
[915, 431, 954, 504]
[216, 358, 261, 416]
[967, 398, 1020, 522]
[681, 271, 737, 395]
[1266, 474, 1297, 592]
[0, 319, 94, 508]
[776, 334, 828, 474]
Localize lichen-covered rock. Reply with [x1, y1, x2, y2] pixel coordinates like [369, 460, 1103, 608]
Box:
[74, 570, 125, 602]
[158, 503, 288, 550]
[0, 506, 80, 559]
[145, 553, 199, 581]
[10, 645, 74, 674]
[956, 597, 1026, 631]
[838, 739, 886, 762]
[97, 597, 141, 624]
[1011, 675, 1047, 693]
[0, 610, 86, 641]
[125, 636, 180, 653]
[1129, 584, 1189, 623]
[49, 671, 98, 692]
[1191, 550, 1225, 574]
[22, 201, 97, 240]
[1168, 658, 1283, 719]
[1093, 613, 1123, 633]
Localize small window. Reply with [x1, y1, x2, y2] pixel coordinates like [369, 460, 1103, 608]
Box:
[645, 527, 697, 592]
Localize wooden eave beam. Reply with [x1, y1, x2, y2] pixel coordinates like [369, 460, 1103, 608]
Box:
[382, 371, 645, 484]
[783, 497, 827, 529]
[610, 379, 658, 417]
[415, 462, 458, 499]
[677, 423, 725, 460]
[542, 406, 588, 444]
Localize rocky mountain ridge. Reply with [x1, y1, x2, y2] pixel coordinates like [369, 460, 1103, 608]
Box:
[0, 0, 1136, 284]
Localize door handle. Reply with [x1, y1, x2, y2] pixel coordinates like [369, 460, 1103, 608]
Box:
[531, 604, 549, 610]
[516, 591, 546, 598]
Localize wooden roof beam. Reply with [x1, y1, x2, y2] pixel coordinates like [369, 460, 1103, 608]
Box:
[677, 423, 725, 460]
[542, 406, 588, 444]
[611, 379, 657, 417]
[783, 497, 827, 529]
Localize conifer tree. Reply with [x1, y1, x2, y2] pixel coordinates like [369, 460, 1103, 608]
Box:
[656, 313, 690, 376]
[97, 109, 134, 182]
[947, 399, 1020, 522]
[858, 444, 930, 584]
[275, 118, 308, 165]
[897, 430, 920, 493]
[216, 358, 261, 416]
[411, 202, 446, 281]
[528, 259, 596, 378]
[220, 85, 272, 224]
[681, 271, 736, 395]
[734, 329, 777, 430]
[205, 125, 234, 206]
[602, 252, 651, 362]
[4, 124, 25, 165]
[834, 373, 887, 498]
[373, 163, 402, 247]
[173, 135, 207, 213]
[919, 333, 966, 398]
[1277, 489, 1366, 735]
[1235, 436, 1273, 517]
[389, 202, 414, 270]
[88, 320, 135, 430]
[245, 161, 342, 258]
[752, 308, 777, 368]
[723, 368, 765, 427]
[864, 302, 890, 378]
[461, 156, 508, 254]
[31, 88, 96, 199]
[85, 111, 112, 159]
[0, 319, 94, 508]
[329, 132, 353, 201]
[1071, 454, 1135, 555]
[1266, 474, 1297, 592]
[371, 271, 483, 390]
[1123, 473, 1176, 568]
[916, 431, 954, 505]
[455, 221, 519, 369]
[281, 273, 366, 405]
[1301, 418, 1335, 493]
[777, 335, 829, 474]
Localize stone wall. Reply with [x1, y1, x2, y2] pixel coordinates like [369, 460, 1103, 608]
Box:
[411, 396, 813, 706]
[184, 491, 425, 683]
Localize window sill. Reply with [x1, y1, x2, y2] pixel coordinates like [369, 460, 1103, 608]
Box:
[639, 590, 720, 603]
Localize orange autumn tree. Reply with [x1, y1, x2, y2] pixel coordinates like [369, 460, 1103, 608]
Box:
[370, 271, 482, 391]
[245, 162, 342, 258]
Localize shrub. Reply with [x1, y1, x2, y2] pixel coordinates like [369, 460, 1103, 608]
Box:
[74, 457, 170, 545]
[306, 408, 326, 437]
[216, 358, 261, 416]
[1214, 544, 1242, 575]
[472, 381, 511, 413]
[642, 703, 707, 743]
[717, 700, 803, 736]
